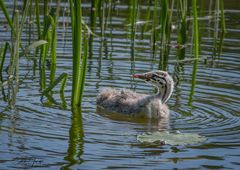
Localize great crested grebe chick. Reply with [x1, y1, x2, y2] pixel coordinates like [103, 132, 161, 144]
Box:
[96, 70, 174, 119]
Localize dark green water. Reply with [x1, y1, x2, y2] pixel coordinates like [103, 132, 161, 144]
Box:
[0, 1, 240, 169]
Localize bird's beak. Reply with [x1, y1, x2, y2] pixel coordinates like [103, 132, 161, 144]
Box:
[131, 74, 146, 80]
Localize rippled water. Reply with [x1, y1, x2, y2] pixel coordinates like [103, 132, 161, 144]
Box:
[1, 1, 240, 169]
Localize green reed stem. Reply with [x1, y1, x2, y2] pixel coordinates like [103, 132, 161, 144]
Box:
[78, 25, 89, 104]
[90, 0, 98, 30]
[39, 0, 51, 66]
[160, 0, 168, 43]
[141, 0, 151, 38]
[60, 90, 67, 109]
[69, 0, 74, 31]
[0, 43, 8, 101]
[220, 0, 226, 33]
[14, 10, 19, 85]
[151, 0, 159, 51]
[89, 0, 99, 58]
[0, 43, 10, 81]
[39, 12, 53, 91]
[0, 0, 25, 55]
[99, 0, 105, 39]
[60, 73, 68, 94]
[106, 0, 112, 30]
[70, 0, 83, 107]
[130, 0, 138, 41]
[27, 0, 33, 45]
[213, 0, 221, 59]
[178, 0, 187, 45]
[129, 0, 138, 60]
[8, 10, 20, 109]
[42, 73, 68, 95]
[20, 0, 30, 34]
[0, 0, 14, 34]
[44, 0, 48, 24]
[40, 66, 46, 90]
[188, 59, 198, 106]
[40, 14, 52, 65]
[8, 10, 19, 79]
[192, 0, 199, 59]
[50, 12, 57, 85]
[189, 0, 199, 106]
[159, 0, 170, 70]
[35, 0, 41, 39]
[167, 0, 174, 42]
[217, 32, 225, 57]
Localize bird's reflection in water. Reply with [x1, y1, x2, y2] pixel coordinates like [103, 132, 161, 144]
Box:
[96, 106, 170, 132]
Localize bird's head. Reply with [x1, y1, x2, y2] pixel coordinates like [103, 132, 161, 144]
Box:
[132, 70, 174, 103]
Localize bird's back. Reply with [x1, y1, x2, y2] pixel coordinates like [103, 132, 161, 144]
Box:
[96, 88, 169, 118]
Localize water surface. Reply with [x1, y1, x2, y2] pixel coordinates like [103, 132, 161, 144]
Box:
[0, 1, 240, 169]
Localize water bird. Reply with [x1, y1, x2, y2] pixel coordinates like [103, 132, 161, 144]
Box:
[96, 70, 174, 119]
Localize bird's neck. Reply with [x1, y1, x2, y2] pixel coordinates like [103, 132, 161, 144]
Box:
[156, 84, 173, 104]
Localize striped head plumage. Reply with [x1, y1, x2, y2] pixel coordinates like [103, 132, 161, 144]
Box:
[132, 70, 174, 104]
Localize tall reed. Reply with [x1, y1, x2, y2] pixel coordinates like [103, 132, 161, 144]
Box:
[70, 0, 82, 107]
[159, 0, 172, 70]
[78, 25, 88, 103]
[141, 0, 151, 39]
[212, 0, 219, 59]
[129, 0, 138, 60]
[0, 0, 14, 35]
[98, 0, 105, 57]
[89, 0, 99, 58]
[177, 0, 188, 60]
[8, 9, 20, 109]
[212, 0, 226, 59]
[192, 0, 199, 59]
[99, 0, 105, 39]
[38, 1, 49, 90]
[0, 0, 25, 55]
[49, 9, 57, 86]
[188, 0, 199, 106]
[151, 0, 160, 52]
[35, 0, 41, 39]
[70, 0, 89, 108]
[218, 0, 226, 57]
[0, 0, 31, 107]
[178, 0, 187, 46]
[220, 0, 226, 33]
[0, 43, 9, 102]
[0, 43, 10, 82]
[42, 73, 68, 96]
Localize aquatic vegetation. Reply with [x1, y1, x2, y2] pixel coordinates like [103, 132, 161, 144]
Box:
[42, 73, 68, 95]
[137, 131, 206, 145]
[69, 0, 89, 108]
[1, 1, 239, 169]
[0, 0, 90, 109]
[177, 0, 188, 49]
[0, 0, 226, 109]
[0, 0, 14, 34]
[128, 0, 139, 60]
[0, 42, 10, 82]
[212, 0, 226, 59]
[192, 0, 199, 59]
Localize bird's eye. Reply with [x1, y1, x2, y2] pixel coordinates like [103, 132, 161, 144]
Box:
[151, 76, 157, 81]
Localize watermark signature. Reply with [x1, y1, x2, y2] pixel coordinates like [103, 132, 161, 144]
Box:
[15, 156, 43, 168]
